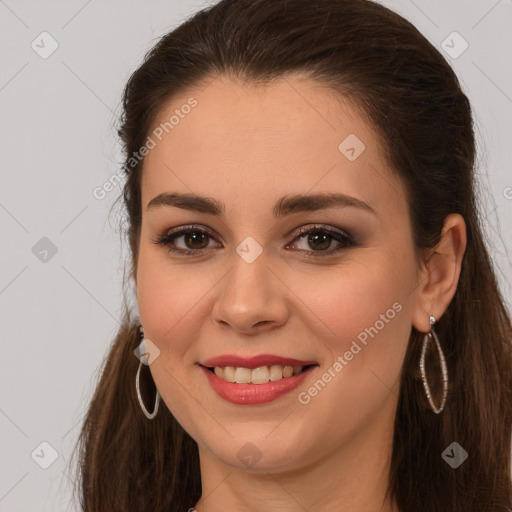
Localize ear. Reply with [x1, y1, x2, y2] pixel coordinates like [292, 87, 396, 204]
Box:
[411, 213, 467, 333]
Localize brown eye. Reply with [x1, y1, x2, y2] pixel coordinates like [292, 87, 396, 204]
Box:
[287, 225, 354, 255]
[180, 231, 210, 250]
[153, 226, 219, 255]
[301, 231, 334, 251]
[153, 224, 355, 257]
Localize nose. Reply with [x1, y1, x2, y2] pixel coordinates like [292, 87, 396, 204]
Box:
[211, 250, 289, 335]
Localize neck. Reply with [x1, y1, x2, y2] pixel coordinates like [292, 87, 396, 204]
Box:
[193, 406, 399, 512]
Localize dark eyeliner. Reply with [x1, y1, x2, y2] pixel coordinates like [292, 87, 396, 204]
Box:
[152, 224, 217, 256]
[290, 224, 355, 256]
[152, 224, 356, 257]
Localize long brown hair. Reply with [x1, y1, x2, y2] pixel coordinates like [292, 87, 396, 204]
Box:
[69, 0, 512, 510]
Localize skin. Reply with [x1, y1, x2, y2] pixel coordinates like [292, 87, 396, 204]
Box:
[135, 74, 466, 512]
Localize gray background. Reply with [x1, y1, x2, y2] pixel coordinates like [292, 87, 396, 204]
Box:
[0, 0, 511, 510]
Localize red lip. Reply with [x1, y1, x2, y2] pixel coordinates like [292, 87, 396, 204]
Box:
[199, 364, 317, 405]
[201, 354, 317, 369]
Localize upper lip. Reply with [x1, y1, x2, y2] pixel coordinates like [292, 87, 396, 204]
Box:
[200, 354, 318, 369]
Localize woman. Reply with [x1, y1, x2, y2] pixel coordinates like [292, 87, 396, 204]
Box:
[70, 0, 512, 510]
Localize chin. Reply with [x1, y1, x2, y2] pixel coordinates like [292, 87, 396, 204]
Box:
[204, 434, 311, 473]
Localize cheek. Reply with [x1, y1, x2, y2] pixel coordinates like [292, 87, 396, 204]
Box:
[293, 259, 412, 434]
[305, 255, 411, 374]
[136, 245, 208, 353]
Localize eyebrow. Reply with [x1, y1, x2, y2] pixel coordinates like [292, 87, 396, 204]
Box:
[146, 191, 376, 218]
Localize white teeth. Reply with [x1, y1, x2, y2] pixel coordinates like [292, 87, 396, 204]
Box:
[251, 366, 270, 384]
[234, 367, 251, 384]
[223, 366, 236, 382]
[283, 365, 294, 378]
[269, 365, 283, 381]
[212, 364, 305, 384]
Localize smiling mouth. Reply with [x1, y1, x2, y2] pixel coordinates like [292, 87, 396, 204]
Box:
[202, 364, 318, 384]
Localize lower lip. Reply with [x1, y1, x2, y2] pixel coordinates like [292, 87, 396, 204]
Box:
[199, 365, 317, 405]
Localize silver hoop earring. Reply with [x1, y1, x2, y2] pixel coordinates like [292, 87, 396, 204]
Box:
[419, 315, 448, 414]
[136, 326, 161, 420]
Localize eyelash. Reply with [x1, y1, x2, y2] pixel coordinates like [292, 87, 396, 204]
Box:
[152, 223, 356, 258]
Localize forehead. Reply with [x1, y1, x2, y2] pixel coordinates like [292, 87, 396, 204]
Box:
[140, 75, 408, 222]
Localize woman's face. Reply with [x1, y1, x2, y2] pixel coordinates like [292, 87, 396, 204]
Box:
[136, 75, 423, 472]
